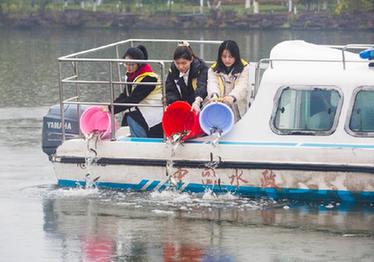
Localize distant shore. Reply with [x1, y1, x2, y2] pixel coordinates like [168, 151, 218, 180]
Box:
[0, 10, 373, 30]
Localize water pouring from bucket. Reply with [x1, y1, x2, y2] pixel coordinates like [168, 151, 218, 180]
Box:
[162, 101, 204, 187]
[79, 106, 118, 187]
[199, 102, 234, 145]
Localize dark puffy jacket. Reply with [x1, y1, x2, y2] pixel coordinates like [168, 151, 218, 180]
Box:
[165, 58, 208, 105]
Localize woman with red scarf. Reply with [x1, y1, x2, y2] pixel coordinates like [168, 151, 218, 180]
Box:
[107, 45, 163, 138]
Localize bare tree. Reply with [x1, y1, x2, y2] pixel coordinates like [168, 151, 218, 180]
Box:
[253, 0, 259, 13]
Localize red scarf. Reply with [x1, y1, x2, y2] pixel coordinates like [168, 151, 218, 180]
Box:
[126, 64, 153, 82]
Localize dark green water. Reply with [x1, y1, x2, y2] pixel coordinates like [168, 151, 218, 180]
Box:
[0, 28, 373, 261]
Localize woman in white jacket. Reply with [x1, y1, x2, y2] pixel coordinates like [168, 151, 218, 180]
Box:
[207, 40, 250, 122]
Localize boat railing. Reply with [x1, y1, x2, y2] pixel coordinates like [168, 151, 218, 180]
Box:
[340, 44, 373, 70]
[57, 39, 223, 141]
[253, 44, 373, 96]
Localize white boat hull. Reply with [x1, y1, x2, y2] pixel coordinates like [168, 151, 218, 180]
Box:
[53, 138, 374, 203]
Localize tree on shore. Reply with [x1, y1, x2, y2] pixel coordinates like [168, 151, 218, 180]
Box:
[39, 0, 52, 11]
[1, 0, 373, 14]
[299, 0, 329, 11]
[336, 0, 373, 13]
[0, 0, 11, 14]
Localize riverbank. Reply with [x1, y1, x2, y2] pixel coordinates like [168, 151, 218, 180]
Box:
[0, 10, 373, 30]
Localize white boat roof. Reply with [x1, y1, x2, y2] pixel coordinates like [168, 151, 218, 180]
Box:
[259, 40, 374, 89]
[269, 40, 366, 71]
[270, 40, 360, 61]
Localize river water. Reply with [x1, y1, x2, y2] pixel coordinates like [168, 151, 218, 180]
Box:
[0, 28, 373, 261]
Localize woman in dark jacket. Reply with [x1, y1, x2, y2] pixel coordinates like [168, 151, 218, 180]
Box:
[165, 41, 208, 113]
[107, 45, 163, 138]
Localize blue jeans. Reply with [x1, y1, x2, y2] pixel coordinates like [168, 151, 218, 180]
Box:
[127, 115, 147, 137]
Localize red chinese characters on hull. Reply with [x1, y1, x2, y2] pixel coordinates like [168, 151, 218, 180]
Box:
[201, 168, 218, 185]
[172, 168, 188, 183]
[228, 169, 248, 187]
[261, 169, 280, 189]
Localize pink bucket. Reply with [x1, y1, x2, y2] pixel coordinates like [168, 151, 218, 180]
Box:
[79, 106, 118, 139]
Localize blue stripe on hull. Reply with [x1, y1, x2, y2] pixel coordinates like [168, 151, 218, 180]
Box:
[146, 180, 161, 190]
[57, 179, 374, 203]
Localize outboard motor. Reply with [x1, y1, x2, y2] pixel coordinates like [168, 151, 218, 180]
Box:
[42, 104, 87, 157]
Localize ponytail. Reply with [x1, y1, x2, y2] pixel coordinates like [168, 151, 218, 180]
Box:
[123, 45, 148, 60]
[136, 45, 148, 60]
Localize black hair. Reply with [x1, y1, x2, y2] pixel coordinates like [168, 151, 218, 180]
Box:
[123, 45, 148, 60]
[214, 40, 244, 74]
[173, 45, 197, 61]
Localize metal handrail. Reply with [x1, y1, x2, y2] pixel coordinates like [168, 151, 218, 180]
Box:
[61, 80, 163, 85]
[59, 59, 165, 141]
[63, 100, 163, 108]
[57, 39, 223, 142]
[59, 38, 223, 59]
[253, 54, 372, 96]
[341, 44, 373, 70]
[58, 39, 372, 142]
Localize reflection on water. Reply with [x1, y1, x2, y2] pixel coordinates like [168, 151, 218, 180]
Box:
[40, 188, 374, 261]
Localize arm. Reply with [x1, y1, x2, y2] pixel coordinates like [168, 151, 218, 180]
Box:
[165, 70, 181, 105]
[207, 68, 220, 99]
[194, 63, 208, 100]
[228, 64, 249, 103]
[112, 76, 157, 114]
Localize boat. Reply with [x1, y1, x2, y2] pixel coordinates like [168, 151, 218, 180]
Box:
[42, 39, 374, 203]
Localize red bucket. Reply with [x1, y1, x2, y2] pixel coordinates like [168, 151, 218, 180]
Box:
[162, 101, 203, 141]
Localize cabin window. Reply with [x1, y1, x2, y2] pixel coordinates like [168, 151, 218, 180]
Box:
[271, 86, 342, 135]
[347, 87, 374, 137]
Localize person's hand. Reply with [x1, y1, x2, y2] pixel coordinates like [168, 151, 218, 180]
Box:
[223, 95, 235, 105]
[162, 97, 168, 105]
[191, 97, 202, 114]
[101, 105, 109, 112]
[210, 94, 219, 103]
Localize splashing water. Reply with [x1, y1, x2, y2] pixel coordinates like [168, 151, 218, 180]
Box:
[204, 127, 223, 147]
[205, 157, 221, 169]
[202, 189, 218, 200]
[40, 184, 284, 216]
[151, 209, 176, 216]
[167, 131, 188, 157]
[165, 159, 177, 187]
[165, 132, 189, 188]
[150, 190, 193, 203]
[44, 187, 99, 199]
[84, 132, 102, 189]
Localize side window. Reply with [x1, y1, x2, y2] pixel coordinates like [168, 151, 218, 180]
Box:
[271, 86, 342, 135]
[347, 87, 374, 137]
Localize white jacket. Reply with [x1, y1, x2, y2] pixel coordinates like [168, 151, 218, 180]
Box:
[207, 63, 250, 121]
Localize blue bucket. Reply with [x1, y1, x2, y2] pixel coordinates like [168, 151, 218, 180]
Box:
[199, 102, 234, 136]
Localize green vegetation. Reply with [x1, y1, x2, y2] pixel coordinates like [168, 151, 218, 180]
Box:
[335, 0, 374, 14]
[0, 0, 373, 15]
